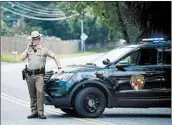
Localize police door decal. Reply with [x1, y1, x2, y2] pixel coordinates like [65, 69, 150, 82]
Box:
[130, 75, 145, 90]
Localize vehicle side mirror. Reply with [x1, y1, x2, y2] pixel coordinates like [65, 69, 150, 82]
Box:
[103, 58, 110, 65]
[116, 61, 130, 71]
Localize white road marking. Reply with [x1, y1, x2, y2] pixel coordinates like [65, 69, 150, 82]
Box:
[2, 53, 119, 125]
[1, 92, 119, 125]
[1, 96, 60, 115]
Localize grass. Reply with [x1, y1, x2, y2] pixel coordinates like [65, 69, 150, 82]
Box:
[1, 53, 21, 63]
[1, 52, 96, 63]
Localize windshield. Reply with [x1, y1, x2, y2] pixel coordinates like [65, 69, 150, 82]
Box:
[92, 46, 137, 67]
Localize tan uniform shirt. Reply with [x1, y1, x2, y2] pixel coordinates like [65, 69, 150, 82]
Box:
[22, 44, 55, 70]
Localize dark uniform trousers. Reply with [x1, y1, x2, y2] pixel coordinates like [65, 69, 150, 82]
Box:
[26, 74, 44, 115]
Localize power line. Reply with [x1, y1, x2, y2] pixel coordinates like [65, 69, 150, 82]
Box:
[2, 6, 78, 21]
[14, 2, 66, 13]
[26, 2, 67, 11]
[7, 2, 66, 17]
[14, 2, 77, 15]
[5, 5, 64, 18]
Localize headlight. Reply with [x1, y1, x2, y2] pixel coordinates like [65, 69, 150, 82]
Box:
[51, 73, 74, 81]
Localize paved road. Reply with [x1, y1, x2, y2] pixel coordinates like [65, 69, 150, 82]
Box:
[1, 54, 171, 125]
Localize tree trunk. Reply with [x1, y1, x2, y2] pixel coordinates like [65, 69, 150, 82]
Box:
[114, 2, 130, 43]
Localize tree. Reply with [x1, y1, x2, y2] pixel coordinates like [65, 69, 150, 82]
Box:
[2, 1, 170, 43]
[57, 2, 140, 43]
[126, 1, 171, 40]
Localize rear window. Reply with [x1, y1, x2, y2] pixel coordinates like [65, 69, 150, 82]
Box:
[158, 47, 171, 64]
[139, 48, 158, 65]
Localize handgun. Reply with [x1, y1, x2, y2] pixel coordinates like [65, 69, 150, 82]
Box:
[22, 65, 28, 80]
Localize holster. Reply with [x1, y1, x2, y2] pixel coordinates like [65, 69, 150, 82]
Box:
[22, 65, 28, 80]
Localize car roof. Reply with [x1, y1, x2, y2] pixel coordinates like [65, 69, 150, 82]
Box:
[124, 40, 171, 49]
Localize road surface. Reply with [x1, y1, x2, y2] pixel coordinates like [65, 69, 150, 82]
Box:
[1, 54, 171, 125]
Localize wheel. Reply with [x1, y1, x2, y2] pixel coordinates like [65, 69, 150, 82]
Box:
[74, 87, 106, 118]
[60, 108, 77, 115]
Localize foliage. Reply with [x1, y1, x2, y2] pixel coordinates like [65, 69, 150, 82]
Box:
[2, 1, 171, 45]
[1, 20, 9, 35]
[1, 53, 21, 63]
[56, 2, 140, 43]
[126, 1, 171, 40]
[23, 15, 109, 44]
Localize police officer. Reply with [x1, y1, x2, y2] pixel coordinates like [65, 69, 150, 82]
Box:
[20, 31, 62, 119]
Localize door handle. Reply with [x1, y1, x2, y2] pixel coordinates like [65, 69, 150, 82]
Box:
[145, 71, 154, 75]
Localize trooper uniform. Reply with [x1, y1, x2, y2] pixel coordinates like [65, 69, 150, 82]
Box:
[21, 31, 58, 119]
[23, 45, 55, 115]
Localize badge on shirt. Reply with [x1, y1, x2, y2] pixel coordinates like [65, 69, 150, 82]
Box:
[36, 49, 42, 55]
[130, 74, 145, 90]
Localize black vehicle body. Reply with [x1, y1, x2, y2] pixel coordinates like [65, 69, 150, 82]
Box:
[44, 40, 171, 117]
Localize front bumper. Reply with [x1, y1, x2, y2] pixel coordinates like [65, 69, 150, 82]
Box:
[44, 76, 74, 108]
[44, 93, 71, 108]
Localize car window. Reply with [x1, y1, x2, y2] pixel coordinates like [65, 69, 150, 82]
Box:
[93, 46, 135, 67]
[138, 48, 158, 65]
[158, 47, 171, 64]
[117, 50, 140, 65]
[117, 48, 158, 66]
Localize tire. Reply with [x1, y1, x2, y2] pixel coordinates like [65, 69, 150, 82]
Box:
[60, 108, 77, 116]
[74, 87, 106, 118]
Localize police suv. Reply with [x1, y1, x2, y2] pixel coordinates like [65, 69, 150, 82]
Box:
[44, 38, 171, 118]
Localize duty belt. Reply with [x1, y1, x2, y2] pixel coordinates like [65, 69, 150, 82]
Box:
[27, 68, 45, 76]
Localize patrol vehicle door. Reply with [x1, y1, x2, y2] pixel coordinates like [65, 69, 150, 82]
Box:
[159, 45, 171, 107]
[111, 47, 162, 106]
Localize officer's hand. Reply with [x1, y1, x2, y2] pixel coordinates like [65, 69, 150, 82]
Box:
[26, 43, 32, 50]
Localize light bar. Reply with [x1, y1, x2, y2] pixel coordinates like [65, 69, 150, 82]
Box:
[142, 38, 164, 41]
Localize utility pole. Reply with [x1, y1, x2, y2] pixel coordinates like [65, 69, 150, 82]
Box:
[80, 12, 87, 52]
[81, 19, 84, 52]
